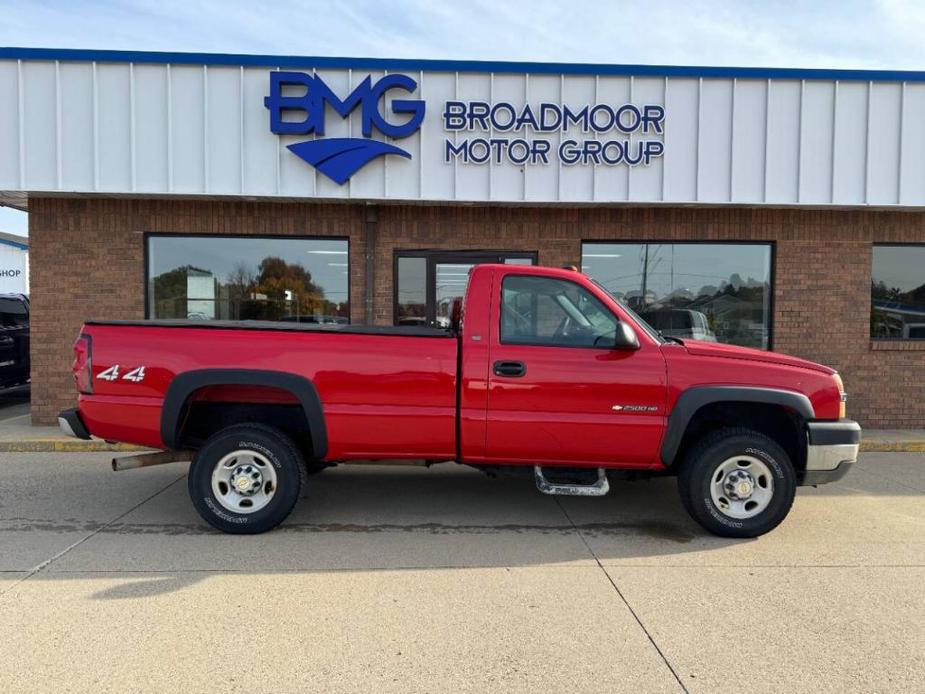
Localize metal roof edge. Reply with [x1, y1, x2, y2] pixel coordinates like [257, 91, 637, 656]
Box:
[2, 47, 924, 82]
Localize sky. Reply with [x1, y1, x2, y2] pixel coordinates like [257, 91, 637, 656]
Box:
[2, 0, 924, 236]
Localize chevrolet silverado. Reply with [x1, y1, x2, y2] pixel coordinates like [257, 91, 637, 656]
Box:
[59, 264, 861, 537]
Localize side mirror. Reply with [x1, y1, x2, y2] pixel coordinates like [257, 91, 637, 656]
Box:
[613, 322, 640, 350]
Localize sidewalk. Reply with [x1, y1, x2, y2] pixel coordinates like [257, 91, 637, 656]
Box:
[859, 429, 925, 452]
[0, 416, 145, 452]
[0, 415, 923, 453]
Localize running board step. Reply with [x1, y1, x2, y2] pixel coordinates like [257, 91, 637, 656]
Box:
[534, 466, 610, 497]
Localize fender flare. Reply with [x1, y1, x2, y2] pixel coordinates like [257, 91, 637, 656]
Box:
[160, 368, 328, 458]
[660, 386, 814, 467]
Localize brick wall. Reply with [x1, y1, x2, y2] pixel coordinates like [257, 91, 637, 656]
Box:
[30, 198, 925, 428]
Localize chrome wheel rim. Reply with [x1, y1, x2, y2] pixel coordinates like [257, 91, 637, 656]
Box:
[210, 450, 278, 514]
[709, 455, 774, 520]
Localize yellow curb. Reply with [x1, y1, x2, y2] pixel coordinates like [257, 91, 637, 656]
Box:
[0, 440, 148, 453]
[860, 440, 925, 453]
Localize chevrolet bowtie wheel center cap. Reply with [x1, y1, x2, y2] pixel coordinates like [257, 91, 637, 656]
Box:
[211, 451, 279, 515]
[710, 455, 776, 520]
[724, 470, 755, 500]
[230, 465, 262, 496]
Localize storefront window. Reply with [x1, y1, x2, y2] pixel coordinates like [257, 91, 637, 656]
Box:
[871, 245, 925, 340]
[147, 235, 349, 323]
[581, 242, 772, 349]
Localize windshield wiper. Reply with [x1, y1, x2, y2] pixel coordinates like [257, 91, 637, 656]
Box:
[659, 332, 685, 345]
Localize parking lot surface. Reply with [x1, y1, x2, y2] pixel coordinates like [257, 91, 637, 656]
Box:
[0, 452, 923, 693]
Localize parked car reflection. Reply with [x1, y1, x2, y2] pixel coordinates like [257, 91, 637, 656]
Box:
[639, 307, 717, 341]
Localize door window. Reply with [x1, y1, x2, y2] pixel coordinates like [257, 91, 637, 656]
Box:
[500, 275, 618, 348]
[434, 263, 474, 329]
[395, 256, 427, 326]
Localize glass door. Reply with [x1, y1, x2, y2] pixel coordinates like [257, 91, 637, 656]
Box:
[395, 251, 537, 327]
[434, 261, 477, 329]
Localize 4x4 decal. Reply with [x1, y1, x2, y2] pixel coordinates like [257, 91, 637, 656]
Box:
[97, 365, 146, 383]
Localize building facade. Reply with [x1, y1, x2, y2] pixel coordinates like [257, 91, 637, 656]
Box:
[2, 48, 925, 426]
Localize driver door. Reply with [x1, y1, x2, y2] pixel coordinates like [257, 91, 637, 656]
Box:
[485, 273, 666, 467]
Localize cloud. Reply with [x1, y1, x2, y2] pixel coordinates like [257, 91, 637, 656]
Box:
[0, 207, 28, 236]
[1, 1, 923, 69]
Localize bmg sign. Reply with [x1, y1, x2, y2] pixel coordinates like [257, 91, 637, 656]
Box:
[265, 72, 425, 184]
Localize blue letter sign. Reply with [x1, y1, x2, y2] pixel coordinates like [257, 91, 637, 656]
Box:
[265, 72, 425, 184]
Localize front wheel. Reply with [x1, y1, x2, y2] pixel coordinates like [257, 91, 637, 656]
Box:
[678, 428, 796, 538]
[188, 423, 303, 534]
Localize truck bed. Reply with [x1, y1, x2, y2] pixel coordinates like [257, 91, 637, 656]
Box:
[78, 321, 459, 457]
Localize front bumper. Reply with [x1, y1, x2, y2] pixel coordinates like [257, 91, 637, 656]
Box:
[801, 419, 861, 486]
[58, 408, 91, 440]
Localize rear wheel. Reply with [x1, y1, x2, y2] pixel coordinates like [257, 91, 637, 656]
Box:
[678, 427, 796, 538]
[188, 423, 303, 534]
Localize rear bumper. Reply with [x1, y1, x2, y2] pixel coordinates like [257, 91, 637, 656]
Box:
[58, 408, 91, 440]
[800, 419, 861, 486]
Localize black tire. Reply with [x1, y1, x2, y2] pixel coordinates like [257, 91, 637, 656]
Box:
[678, 427, 796, 538]
[188, 423, 303, 534]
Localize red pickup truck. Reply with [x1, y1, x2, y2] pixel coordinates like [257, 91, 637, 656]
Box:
[59, 264, 860, 538]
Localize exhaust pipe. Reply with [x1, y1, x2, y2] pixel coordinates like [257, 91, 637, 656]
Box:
[112, 450, 190, 472]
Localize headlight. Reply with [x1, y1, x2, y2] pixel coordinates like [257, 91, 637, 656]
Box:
[833, 373, 846, 418]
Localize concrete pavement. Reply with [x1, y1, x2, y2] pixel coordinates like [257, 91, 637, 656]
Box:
[0, 452, 923, 693]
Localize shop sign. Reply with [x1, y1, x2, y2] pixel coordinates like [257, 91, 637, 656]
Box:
[443, 101, 665, 168]
[265, 72, 666, 184]
[265, 71, 426, 184]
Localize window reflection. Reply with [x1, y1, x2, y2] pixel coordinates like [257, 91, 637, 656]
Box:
[396, 256, 427, 326]
[871, 245, 925, 340]
[581, 242, 772, 349]
[147, 236, 349, 323]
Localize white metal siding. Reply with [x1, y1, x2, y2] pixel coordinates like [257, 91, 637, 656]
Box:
[1, 58, 923, 206]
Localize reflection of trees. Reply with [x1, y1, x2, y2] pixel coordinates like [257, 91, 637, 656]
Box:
[622, 271, 769, 348]
[871, 280, 925, 338]
[153, 257, 343, 322]
[874, 279, 925, 306]
[226, 262, 254, 304]
[677, 278, 768, 347]
[250, 256, 328, 319]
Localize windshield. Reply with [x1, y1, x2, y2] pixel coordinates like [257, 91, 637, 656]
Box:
[590, 279, 665, 344]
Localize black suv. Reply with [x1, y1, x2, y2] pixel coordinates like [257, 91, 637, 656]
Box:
[0, 294, 29, 388]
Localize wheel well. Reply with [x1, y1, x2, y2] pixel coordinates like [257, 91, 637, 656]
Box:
[176, 388, 316, 461]
[673, 401, 806, 472]
[162, 369, 328, 459]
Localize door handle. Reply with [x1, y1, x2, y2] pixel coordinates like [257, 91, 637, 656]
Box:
[493, 360, 526, 377]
